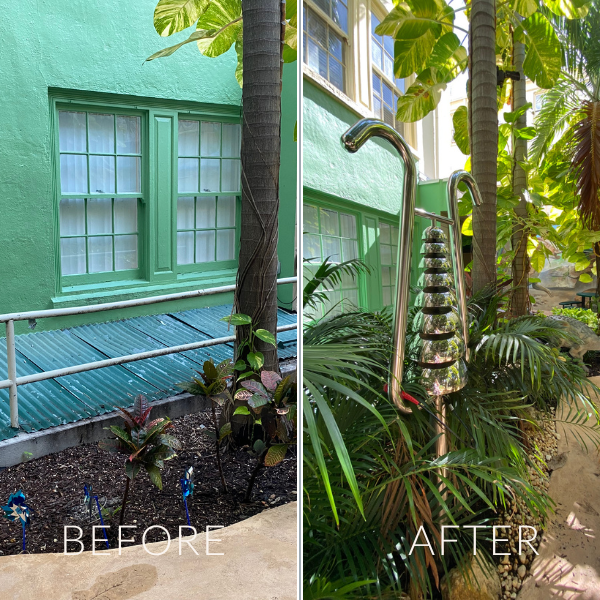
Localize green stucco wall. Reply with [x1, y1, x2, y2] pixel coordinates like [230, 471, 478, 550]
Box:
[303, 80, 405, 215]
[0, 1, 296, 334]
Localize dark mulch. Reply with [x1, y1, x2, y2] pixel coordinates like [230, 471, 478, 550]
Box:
[586, 351, 600, 377]
[0, 410, 296, 555]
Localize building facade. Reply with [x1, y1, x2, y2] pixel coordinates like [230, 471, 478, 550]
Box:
[0, 0, 297, 335]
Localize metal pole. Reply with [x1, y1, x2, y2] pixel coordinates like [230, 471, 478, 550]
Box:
[342, 118, 417, 414]
[433, 395, 448, 484]
[6, 320, 18, 428]
[447, 171, 483, 362]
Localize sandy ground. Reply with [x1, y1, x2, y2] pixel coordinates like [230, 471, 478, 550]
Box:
[530, 287, 588, 314]
[517, 378, 600, 600]
[0, 501, 297, 600]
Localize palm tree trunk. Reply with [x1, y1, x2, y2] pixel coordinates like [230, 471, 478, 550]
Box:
[234, 0, 283, 371]
[511, 38, 529, 316]
[469, 0, 498, 294]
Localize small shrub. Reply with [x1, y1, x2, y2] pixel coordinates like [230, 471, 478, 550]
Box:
[551, 307, 600, 333]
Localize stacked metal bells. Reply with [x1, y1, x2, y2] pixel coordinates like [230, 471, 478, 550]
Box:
[413, 225, 468, 395]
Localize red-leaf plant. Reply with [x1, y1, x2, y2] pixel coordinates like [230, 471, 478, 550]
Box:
[234, 371, 297, 501]
[99, 395, 181, 525]
[178, 359, 235, 493]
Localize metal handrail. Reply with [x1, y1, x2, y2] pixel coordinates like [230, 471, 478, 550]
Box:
[2, 277, 297, 429]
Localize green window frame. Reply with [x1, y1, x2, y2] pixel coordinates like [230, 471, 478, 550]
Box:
[52, 94, 242, 296]
[379, 220, 399, 308]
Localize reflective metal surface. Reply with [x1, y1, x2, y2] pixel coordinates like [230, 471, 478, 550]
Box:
[342, 119, 417, 413]
[415, 290, 458, 310]
[419, 256, 453, 270]
[415, 335, 465, 364]
[418, 271, 455, 289]
[423, 226, 447, 242]
[421, 242, 450, 256]
[421, 359, 468, 395]
[413, 309, 461, 335]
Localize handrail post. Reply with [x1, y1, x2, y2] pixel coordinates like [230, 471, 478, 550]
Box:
[6, 319, 18, 428]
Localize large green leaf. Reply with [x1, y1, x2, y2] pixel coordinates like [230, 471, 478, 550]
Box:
[543, 0, 590, 19]
[394, 30, 439, 79]
[286, 0, 297, 27]
[147, 28, 218, 61]
[154, 0, 210, 36]
[428, 32, 467, 79]
[518, 13, 562, 89]
[234, 39, 243, 86]
[283, 23, 298, 63]
[512, 0, 538, 17]
[396, 68, 447, 122]
[503, 102, 532, 123]
[196, 0, 243, 57]
[146, 464, 163, 489]
[375, 2, 433, 38]
[452, 105, 469, 155]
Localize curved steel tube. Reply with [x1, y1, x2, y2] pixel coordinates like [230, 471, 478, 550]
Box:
[446, 171, 483, 362]
[342, 119, 417, 414]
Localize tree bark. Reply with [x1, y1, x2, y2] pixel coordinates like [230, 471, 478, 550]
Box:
[510, 38, 529, 316]
[234, 0, 283, 371]
[469, 0, 498, 294]
[211, 400, 228, 493]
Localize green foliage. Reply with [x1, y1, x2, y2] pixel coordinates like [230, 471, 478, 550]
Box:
[148, 0, 297, 85]
[551, 307, 600, 332]
[452, 105, 469, 154]
[99, 395, 181, 490]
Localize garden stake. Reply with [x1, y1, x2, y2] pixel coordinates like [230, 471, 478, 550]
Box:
[181, 467, 194, 527]
[94, 496, 110, 549]
[342, 120, 483, 483]
[2, 491, 31, 554]
[83, 484, 93, 522]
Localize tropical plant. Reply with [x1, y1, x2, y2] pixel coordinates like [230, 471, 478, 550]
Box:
[99, 395, 181, 525]
[234, 370, 297, 500]
[178, 359, 235, 492]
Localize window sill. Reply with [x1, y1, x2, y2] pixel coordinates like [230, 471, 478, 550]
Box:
[52, 269, 237, 308]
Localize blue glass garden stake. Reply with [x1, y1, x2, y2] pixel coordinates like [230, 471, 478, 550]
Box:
[83, 484, 93, 521]
[2, 491, 31, 553]
[180, 467, 194, 527]
[94, 496, 110, 549]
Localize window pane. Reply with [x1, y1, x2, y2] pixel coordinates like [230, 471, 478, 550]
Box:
[320, 209, 339, 235]
[323, 236, 342, 262]
[344, 288, 358, 309]
[382, 266, 391, 286]
[117, 116, 141, 154]
[87, 198, 112, 234]
[329, 31, 343, 61]
[342, 239, 358, 260]
[383, 287, 392, 307]
[391, 226, 399, 245]
[384, 53, 394, 81]
[303, 233, 321, 261]
[88, 236, 113, 272]
[178, 120, 199, 156]
[222, 124, 241, 157]
[396, 78, 405, 93]
[312, 0, 330, 20]
[61, 237, 86, 275]
[383, 81, 394, 107]
[340, 213, 356, 238]
[60, 198, 85, 236]
[333, 1, 348, 32]
[383, 105, 395, 127]
[117, 156, 141, 193]
[60, 154, 88, 194]
[177, 196, 195, 229]
[178, 158, 199, 193]
[221, 159, 240, 192]
[114, 198, 137, 234]
[308, 39, 328, 78]
[384, 35, 394, 58]
[177, 231, 194, 265]
[217, 196, 236, 227]
[373, 95, 382, 119]
[216, 229, 235, 261]
[89, 155, 115, 194]
[115, 235, 138, 270]
[329, 58, 344, 91]
[59, 111, 86, 153]
[303, 204, 319, 233]
[201, 122, 221, 157]
[371, 13, 382, 41]
[380, 243, 392, 266]
[196, 230, 215, 262]
[196, 196, 216, 228]
[380, 222, 390, 244]
[372, 41, 382, 70]
[201, 159, 220, 192]
[88, 114, 114, 154]
[308, 9, 327, 48]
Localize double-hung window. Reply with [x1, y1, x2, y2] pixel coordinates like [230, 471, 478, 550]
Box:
[379, 221, 399, 307]
[371, 12, 407, 137]
[54, 96, 242, 295]
[58, 110, 142, 281]
[303, 0, 348, 93]
[303, 203, 359, 319]
[177, 120, 241, 270]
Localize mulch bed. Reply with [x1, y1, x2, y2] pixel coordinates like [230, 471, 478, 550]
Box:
[0, 410, 296, 555]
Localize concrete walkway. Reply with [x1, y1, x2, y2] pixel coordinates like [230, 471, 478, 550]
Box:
[0, 501, 297, 600]
[518, 378, 600, 599]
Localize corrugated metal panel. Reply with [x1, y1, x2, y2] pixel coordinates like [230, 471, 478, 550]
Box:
[274, 309, 298, 360]
[70, 321, 204, 395]
[15, 329, 162, 414]
[124, 314, 233, 367]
